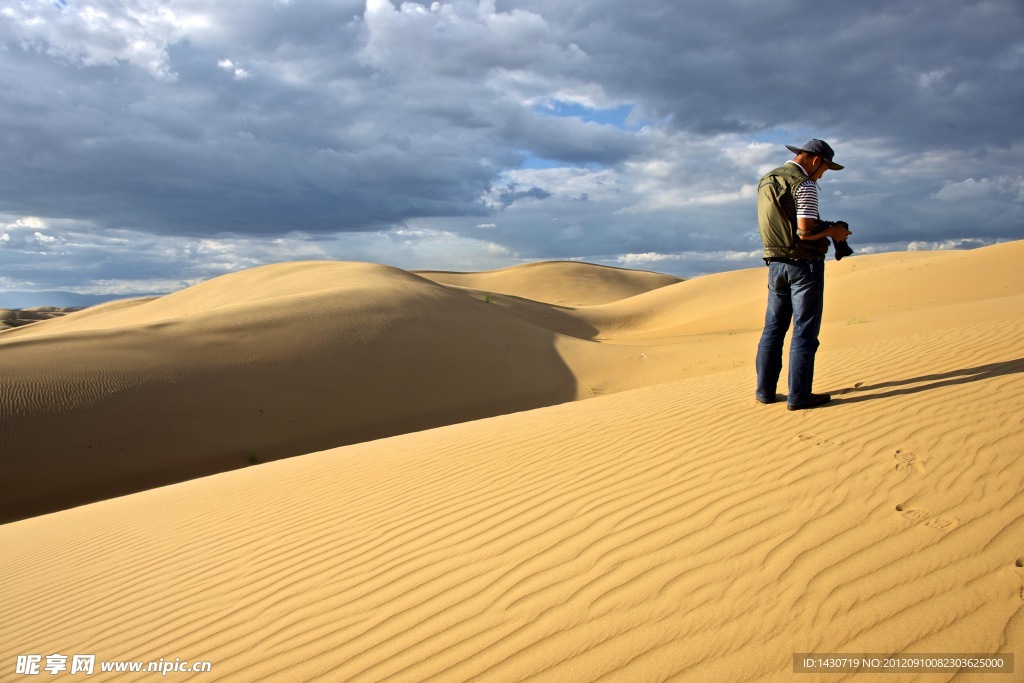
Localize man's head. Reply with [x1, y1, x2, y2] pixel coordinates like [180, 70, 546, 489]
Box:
[786, 139, 844, 180]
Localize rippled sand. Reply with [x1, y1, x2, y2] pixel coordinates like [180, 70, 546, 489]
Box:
[2, 243, 1022, 681]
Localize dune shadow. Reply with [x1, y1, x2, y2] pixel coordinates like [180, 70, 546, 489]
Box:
[475, 290, 602, 340]
[0, 284, 586, 524]
[832, 357, 1024, 405]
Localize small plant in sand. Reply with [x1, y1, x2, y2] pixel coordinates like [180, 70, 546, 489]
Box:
[482, 293, 494, 304]
[247, 452, 260, 464]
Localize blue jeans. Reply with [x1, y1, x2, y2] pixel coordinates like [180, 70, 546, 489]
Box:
[755, 259, 825, 405]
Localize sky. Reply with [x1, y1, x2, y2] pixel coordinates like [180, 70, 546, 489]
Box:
[1, 0, 1022, 299]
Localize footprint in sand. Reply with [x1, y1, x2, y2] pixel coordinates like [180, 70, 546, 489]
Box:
[924, 516, 959, 532]
[798, 433, 841, 448]
[896, 505, 931, 522]
[894, 450, 927, 474]
[895, 504, 958, 533]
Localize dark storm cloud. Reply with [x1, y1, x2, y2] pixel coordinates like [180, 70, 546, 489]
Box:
[0, 0, 650, 238]
[0, 0, 1021, 292]
[490, 183, 551, 208]
[521, 0, 1024, 148]
[0, 15, 493, 235]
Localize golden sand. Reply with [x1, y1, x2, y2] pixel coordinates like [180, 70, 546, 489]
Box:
[2, 242, 1022, 681]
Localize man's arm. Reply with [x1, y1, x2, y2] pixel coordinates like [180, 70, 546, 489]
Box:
[793, 178, 852, 241]
[798, 217, 851, 241]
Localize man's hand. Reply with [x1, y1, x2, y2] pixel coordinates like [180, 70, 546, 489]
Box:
[827, 221, 852, 240]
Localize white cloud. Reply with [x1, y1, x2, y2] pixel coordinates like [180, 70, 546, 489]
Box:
[934, 178, 992, 202]
[606, 248, 764, 279]
[32, 231, 59, 245]
[917, 69, 949, 91]
[495, 166, 624, 203]
[2, 0, 211, 80]
[15, 216, 47, 229]
[589, 132, 766, 213]
[907, 238, 996, 251]
[0, 216, 523, 292]
[621, 183, 756, 212]
[360, 0, 584, 78]
[0, 217, 69, 250]
[934, 176, 1024, 202]
[217, 58, 252, 80]
[617, 252, 684, 264]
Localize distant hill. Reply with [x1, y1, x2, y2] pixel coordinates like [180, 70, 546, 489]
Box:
[0, 307, 82, 330]
[0, 290, 163, 309]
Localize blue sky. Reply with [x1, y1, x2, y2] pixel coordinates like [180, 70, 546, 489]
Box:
[536, 102, 636, 129]
[1, 0, 1022, 300]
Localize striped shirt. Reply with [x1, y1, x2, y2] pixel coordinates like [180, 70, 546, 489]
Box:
[786, 161, 819, 220]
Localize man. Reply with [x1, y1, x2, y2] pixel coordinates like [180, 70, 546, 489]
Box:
[755, 139, 852, 410]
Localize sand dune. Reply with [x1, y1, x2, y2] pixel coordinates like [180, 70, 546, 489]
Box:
[3, 246, 1024, 523]
[415, 260, 681, 307]
[0, 260, 684, 522]
[1, 242, 1022, 681]
[0, 262, 606, 522]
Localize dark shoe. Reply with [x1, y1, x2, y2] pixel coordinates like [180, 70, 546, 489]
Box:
[834, 240, 854, 261]
[756, 394, 779, 404]
[788, 393, 831, 410]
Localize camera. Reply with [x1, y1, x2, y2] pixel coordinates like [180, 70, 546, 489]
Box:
[833, 238, 854, 260]
[819, 220, 854, 260]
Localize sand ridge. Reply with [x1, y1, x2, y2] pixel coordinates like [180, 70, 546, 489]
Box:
[1, 241, 1022, 678]
[414, 260, 682, 307]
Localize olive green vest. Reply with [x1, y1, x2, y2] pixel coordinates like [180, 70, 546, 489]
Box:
[757, 163, 829, 260]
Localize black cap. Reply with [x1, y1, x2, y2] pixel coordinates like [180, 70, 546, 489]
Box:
[785, 139, 844, 170]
